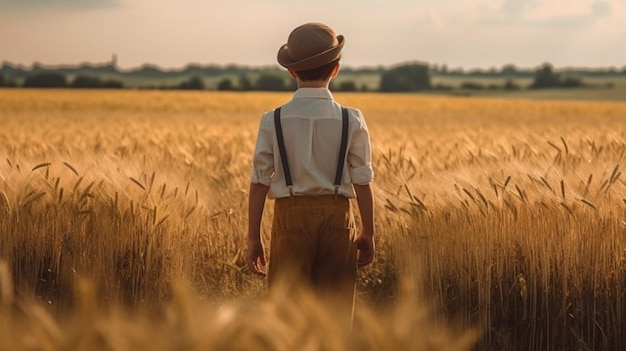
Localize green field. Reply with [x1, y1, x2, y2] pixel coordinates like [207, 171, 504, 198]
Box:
[431, 75, 626, 102]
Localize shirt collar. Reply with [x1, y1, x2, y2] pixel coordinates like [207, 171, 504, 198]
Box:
[292, 87, 334, 100]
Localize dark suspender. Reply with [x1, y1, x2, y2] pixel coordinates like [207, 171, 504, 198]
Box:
[273, 107, 293, 194]
[274, 106, 349, 196]
[334, 107, 349, 192]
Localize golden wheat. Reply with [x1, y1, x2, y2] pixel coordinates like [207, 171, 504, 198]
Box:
[1, 89, 625, 350]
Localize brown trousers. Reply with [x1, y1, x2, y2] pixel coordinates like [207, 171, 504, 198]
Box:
[269, 195, 357, 321]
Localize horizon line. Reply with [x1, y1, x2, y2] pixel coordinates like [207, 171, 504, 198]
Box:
[2, 59, 626, 72]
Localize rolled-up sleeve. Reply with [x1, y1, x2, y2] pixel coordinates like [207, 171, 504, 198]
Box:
[250, 115, 274, 186]
[348, 111, 374, 185]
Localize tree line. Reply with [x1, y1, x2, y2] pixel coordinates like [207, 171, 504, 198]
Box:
[0, 73, 124, 89]
[0, 62, 604, 92]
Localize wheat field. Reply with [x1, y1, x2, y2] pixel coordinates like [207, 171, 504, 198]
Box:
[1, 89, 625, 350]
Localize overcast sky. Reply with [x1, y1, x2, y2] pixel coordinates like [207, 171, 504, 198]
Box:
[1, 0, 624, 70]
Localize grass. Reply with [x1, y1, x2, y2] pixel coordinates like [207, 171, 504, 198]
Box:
[1, 89, 625, 350]
[430, 75, 626, 102]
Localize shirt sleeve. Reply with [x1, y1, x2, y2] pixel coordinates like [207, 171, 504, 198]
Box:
[347, 109, 374, 185]
[250, 114, 274, 186]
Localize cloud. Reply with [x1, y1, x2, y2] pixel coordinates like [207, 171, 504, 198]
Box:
[591, 1, 612, 16]
[483, 0, 617, 28]
[500, 0, 534, 18]
[0, 0, 119, 11]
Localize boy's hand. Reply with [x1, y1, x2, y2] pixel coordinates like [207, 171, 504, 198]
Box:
[353, 183, 375, 267]
[247, 239, 267, 276]
[356, 231, 375, 267]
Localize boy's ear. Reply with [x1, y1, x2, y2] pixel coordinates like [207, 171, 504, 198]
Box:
[330, 63, 340, 78]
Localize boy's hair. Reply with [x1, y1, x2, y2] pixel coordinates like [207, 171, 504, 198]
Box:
[294, 59, 339, 81]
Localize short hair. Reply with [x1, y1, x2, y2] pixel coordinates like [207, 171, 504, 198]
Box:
[294, 59, 339, 81]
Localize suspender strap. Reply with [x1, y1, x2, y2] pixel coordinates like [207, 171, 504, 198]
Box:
[274, 106, 349, 196]
[334, 107, 349, 193]
[274, 107, 293, 195]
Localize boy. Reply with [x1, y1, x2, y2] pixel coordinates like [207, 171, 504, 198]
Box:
[246, 22, 375, 319]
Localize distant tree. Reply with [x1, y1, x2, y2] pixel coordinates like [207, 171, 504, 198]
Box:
[504, 79, 521, 90]
[71, 75, 102, 88]
[379, 63, 431, 92]
[2, 77, 18, 88]
[343, 81, 358, 91]
[433, 83, 454, 91]
[450, 67, 465, 75]
[179, 76, 205, 90]
[0, 74, 4, 86]
[460, 82, 485, 90]
[217, 78, 234, 91]
[468, 68, 486, 76]
[531, 63, 585, 89]
[255, 74, 286, 91]
[501, 64, 518, 76]
[23, 72, 67, 88]
[238, 74, 253, 91]
[530, 63, 561, 88]
[560, 76, 583, 88]
[101, 79, 124, 89]
[336, 80, 357, 92]
[71, 75, 123, 89]
[486, 83, 499, 90]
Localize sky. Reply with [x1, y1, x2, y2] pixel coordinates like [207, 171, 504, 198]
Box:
[1, 0, 625, 70]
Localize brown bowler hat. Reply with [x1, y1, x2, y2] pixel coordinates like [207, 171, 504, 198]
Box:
[277, 22, 344, 71]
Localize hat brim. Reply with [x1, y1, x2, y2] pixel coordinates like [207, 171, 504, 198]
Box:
[277, 35, 344, 71]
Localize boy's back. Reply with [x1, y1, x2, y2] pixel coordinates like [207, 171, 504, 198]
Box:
[246, 22, 375, 326]
[252, 88, 372, 199]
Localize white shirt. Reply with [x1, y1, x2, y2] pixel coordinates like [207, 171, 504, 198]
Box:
[250, 88, 373, 199]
